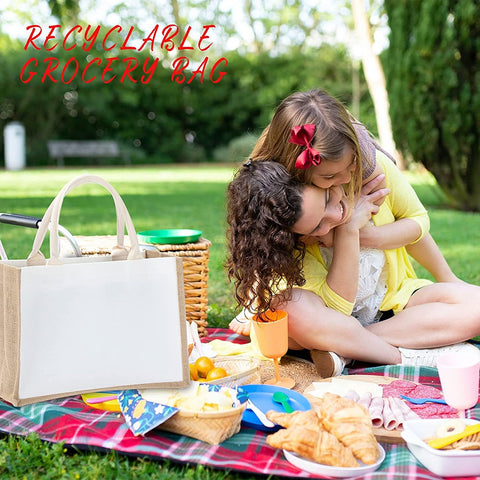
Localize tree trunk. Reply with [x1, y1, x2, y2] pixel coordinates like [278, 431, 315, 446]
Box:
[351, 59, 361, 119]
[351, 0, 404, 169]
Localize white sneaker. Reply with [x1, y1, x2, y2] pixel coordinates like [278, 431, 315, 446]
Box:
[399, 342, 480, 368]
[310, 350, 349, 377]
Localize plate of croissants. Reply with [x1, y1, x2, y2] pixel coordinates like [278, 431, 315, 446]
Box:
[266, 392, 385, 476]
[283, 446, 385, 476]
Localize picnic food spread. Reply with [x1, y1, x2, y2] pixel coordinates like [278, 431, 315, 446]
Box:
[305, 374, 461, 443]
[3, 325, 479, 477]
[75, 329, 479, 473]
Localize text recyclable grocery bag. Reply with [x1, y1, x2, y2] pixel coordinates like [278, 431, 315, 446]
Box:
[0, 175, 189, 406]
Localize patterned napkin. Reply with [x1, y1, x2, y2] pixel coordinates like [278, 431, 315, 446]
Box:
[118, 390, 179, 436]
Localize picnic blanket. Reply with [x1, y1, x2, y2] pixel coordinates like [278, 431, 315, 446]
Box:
[0, 328, 479, 480]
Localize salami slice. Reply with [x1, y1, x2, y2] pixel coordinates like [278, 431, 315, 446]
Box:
[382, 380, 457, 418]
[407, 402, 457, 418]
[411, 384, 444, 399]
[382, 379, 417, 397]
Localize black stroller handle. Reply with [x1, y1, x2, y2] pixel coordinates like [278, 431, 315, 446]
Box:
[0, 213, 41, 229]
[0, 213, 82, 257]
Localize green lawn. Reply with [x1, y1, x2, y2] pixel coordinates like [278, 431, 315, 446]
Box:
[0, 164, 479, 479]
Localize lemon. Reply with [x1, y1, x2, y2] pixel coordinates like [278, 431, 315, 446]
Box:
[189, 363, 198, 381]
[206, 367, 228, 381]
[194, 356, 215, 378]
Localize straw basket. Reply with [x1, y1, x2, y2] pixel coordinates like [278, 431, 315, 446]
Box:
[152, 238, 211, 337]
[206, 356, 261, 388]
[66, 235, 211, 337]
[158, 401, 246, 444]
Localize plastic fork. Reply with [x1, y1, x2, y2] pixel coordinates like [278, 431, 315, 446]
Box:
[246, 399, 275, 428]
[400, 394, 447, 405]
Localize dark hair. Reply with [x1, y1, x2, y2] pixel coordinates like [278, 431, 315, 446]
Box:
[226, 160, 306, 314]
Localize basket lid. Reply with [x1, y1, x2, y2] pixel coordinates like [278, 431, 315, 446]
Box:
[138, 229, 202, 245]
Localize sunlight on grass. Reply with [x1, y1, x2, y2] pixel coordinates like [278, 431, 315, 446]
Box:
[404, 168, 449, 207]
[2, 166, 237, 197]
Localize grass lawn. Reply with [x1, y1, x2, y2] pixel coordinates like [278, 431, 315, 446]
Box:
[0, 164, 479, 479]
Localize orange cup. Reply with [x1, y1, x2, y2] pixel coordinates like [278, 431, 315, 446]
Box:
[252, 310, 288, 359]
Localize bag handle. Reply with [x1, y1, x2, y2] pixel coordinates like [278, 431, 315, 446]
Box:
[27, 175, 143, 265]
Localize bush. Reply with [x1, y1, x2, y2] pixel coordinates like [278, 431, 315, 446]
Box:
[384, 0, 480, 211]
[0, 30, 374, 166]
[178, 143, 207, 163]
[212, 132, 259, 163]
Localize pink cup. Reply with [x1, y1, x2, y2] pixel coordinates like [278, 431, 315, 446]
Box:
[437, 351, 480, 413]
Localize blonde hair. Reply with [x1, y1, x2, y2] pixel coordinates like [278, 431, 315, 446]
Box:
[250, 89, 363, 198]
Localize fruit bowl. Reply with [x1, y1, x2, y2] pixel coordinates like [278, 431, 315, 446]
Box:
[205, 356, 261, 387]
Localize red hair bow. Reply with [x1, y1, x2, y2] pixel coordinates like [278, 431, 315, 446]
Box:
[288, 124, 321, 169]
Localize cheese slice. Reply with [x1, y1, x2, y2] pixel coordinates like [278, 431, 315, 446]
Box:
[309, 378, 383, 398]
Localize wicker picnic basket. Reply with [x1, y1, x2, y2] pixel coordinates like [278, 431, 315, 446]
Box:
[152, 238, 211, 337]
[67, 235, 211, 337]
[207, 356, 261, 387]
[158, 401, 247, 445]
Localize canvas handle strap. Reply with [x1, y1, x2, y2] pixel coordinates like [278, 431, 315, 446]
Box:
[26, 175, 143, 265]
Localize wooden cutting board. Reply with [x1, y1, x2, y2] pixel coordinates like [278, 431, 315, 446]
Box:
[304, 374, 404, 444]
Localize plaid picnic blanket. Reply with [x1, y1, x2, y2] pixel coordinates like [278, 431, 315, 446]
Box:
[0, 328, 479, 480]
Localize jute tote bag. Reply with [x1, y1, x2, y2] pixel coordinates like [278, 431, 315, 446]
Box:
[0, 175, 189, 406]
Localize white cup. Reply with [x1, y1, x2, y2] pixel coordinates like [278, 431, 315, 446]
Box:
[437, 351, 480, 414]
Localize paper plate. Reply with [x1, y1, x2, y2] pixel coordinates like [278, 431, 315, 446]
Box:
[238, 384, 311, 433]
[138, 229, 202, 245]
[283, 444, 386, 477]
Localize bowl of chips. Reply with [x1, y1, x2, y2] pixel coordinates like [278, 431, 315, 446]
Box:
[140, 383, 246, 445]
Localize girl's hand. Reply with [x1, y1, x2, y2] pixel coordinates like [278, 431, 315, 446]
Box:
[362, 163, 388, 206]
[343, 175, 390, 231]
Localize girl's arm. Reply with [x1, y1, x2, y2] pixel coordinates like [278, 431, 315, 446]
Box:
[359, 217, 422, 250]
[359, 156, 459, 282]
[325, 177, 390, 302]
[405, 234, 462, 282]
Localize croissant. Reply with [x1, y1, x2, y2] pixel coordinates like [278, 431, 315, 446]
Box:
[266, 409, 322, 429]
[266, 426, 358, 468]
[317, 392, 379, 465]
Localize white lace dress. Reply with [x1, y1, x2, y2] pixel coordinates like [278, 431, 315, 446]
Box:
[320, 246, 388, 327]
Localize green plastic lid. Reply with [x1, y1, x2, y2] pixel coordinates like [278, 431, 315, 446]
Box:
[138, 229, 202, 245]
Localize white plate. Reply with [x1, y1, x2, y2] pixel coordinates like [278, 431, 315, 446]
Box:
[283, 444, 385, 477]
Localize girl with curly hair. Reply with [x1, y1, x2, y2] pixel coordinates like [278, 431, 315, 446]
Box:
[226, 160, 480, 376]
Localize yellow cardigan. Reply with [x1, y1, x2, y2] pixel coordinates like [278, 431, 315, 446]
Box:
[302, 153, 432, 316]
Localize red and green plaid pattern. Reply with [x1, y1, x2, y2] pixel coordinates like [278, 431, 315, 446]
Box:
[0, 328, 478, 479]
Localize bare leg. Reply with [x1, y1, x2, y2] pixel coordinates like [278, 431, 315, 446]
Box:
[277, 288, 401, 365]
[367, 282, 480, 347]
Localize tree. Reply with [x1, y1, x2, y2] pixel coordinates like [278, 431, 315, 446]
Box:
[47, 0, 79, 24]
[351, 0, 403, 168]
[384, 0, 480, 211]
